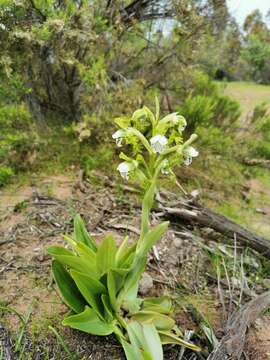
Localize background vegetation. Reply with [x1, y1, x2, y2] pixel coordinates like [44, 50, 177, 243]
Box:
[0, 0, 270, 218]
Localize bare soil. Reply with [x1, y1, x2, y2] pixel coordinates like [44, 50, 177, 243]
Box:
[0, 174, 270, 359]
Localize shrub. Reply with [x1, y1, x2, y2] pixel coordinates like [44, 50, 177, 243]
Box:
[0, 104, 37, 176]
[247, 103, 270, 160]
[0, 166, 14, 186]
[177, 72, 241, 134]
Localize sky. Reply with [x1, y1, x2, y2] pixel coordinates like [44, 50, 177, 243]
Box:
[227, 0, 270, 26]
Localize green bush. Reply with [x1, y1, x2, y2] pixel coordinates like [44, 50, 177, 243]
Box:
[0, 104, 37, 178]
[246, 103, 270, 160]
[178, 95, 215, 134]
[0, 166, 14, 186]
[196, 126, 234, 156]
[177, 72, 240, 134]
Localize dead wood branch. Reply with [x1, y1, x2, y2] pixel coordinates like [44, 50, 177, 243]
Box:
[207, 291, 270, 360]
[160, 199, 270, 259]
[244, 158, 270, 169]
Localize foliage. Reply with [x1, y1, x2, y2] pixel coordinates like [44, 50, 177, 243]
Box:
[241, 34, 270, 84]
[247, 103, 270, 159]
[0, 103, 37, 185]
[177, 72, 241, 134]
[48, 103, 201, 359]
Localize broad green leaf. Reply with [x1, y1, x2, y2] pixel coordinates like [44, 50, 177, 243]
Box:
[47, 246, 74, 257]
[52, 260, 86, 314]
[142, 323, 163, 360]
[63, 306, 114, 336]
[48, 253, 98, 279]
[76, 242, 96, 262]
[127, 322, 163, 360]
[116, 236, 129, 264]
[143, 296, 172, 315]
[132, 311, 175, 331]
[111, 268, 129, 293]
[107, 270, 117, 311]
[119, 256, 147, 310]
[158, 331, 201, 351]
[101, 294, 113, 322]
[126, 321, 146, 350]
[117, 244, 136, 269]
[73, 214, 97, 251]
[96, 235, 117, 275]
[137, 222, 169, 258]
[121, 340, 144, 360]
[70, 270, 106, 318]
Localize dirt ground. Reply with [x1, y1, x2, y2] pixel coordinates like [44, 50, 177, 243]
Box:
[1, 174, 270, 359]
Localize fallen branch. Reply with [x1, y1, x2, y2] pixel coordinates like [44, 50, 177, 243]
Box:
[244, 158, 270, 169]
[160, 198, 270, 259]
[207, 291, 270, 360]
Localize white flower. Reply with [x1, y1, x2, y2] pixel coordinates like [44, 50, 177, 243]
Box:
[150, 135, 168, 154]
[112, 129, 126, 147]
[183, 146, 199, 165]
[117, 162, 132, 180]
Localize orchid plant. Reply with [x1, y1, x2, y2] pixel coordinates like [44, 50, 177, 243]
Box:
[48, 100, 200, 360]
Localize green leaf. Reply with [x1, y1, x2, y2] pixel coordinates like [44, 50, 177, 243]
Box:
[121, 340, 144, 360]
[111, 268, 130, 293]
[127, 322, 163, 360]
[116, 236, 129, 264]
[48, 252, 98, 279]
[137, 222, 169, 258]
[143, 296, 172, 315]
[63, 306, 114, 336]
[142, 323, 163, 360]
[119, 256, 147, 310]
[116, 242, 136, 269]
[76, 242, 96, 262]
[73, 214, 97, 251]
[101, 294, 113, 322]
[52, 260, 86, 314]
[158, 331, 201, 351]
[126, 321, 146, 349]
[132, 311, 175, 331]
[70, 270, 106, 318]
[96, 235, 117, 275]
[107, 270, 117, 312]
[47, 246, 74, 257]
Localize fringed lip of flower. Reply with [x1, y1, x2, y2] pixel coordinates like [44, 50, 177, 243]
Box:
[112, 129, 126, 147]
[183, 146, 199, 165]
[150, 135, 168, 154]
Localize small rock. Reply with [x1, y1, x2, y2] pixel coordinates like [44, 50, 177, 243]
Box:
[139, 273, 154, 295]
[173, 238, 183, 248]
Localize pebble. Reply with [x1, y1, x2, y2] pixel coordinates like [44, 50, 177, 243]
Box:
[139, 272, 154, 295]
